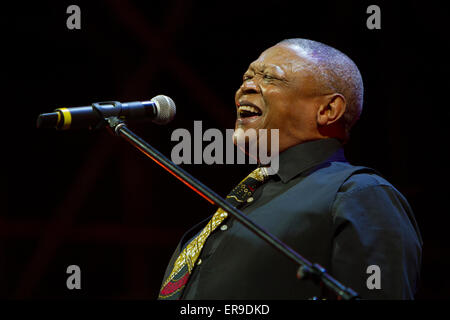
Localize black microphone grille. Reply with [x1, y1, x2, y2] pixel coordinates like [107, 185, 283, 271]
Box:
[151, 95, 176, 124]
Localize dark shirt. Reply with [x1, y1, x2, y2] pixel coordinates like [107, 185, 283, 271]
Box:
[161, 138, 423, 299]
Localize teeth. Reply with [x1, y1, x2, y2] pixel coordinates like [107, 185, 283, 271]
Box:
[238, 105, 261, 114]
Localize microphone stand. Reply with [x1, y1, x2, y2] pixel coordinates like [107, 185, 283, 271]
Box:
[97, 112, 361, 300]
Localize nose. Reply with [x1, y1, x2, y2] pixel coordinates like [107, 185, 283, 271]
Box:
[239, 78, 260, 95]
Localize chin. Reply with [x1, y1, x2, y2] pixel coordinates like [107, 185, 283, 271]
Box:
[232, 127, 260, 156]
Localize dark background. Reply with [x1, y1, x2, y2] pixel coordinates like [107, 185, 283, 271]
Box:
[2, 0, 448, 299]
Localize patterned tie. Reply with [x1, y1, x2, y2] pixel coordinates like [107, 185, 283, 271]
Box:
[158, 167, 270, 299]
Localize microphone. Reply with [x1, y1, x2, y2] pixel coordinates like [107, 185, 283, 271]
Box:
[36, 95, 176, 130]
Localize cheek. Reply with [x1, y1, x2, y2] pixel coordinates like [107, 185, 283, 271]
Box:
[264, 90, 298, 124]
[287, 101, 318, 132]
[263, 88, 288, 114]
[270, 100, 316, 133]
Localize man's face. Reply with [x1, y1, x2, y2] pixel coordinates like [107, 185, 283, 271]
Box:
[234, 44, 326, 153]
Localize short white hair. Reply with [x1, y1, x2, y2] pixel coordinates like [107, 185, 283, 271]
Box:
[278, 38, 364, 140]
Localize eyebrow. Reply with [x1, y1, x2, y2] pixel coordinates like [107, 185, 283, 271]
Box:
[248, 63, 274, 72]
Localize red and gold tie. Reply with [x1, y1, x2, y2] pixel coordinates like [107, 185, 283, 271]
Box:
[158, 167, 270, 299]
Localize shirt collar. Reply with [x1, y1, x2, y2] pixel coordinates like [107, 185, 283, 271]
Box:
[275, 138, 346, 183]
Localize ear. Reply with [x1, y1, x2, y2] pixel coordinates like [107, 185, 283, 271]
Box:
[316, 94, 346, 126]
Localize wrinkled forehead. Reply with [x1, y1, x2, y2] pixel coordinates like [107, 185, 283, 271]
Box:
[248, 44, 314, 74]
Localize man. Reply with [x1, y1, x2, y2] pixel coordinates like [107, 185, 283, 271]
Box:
[158, 38, 422, 299]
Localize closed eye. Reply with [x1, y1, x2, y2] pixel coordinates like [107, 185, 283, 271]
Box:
[242, 72, 280, 82]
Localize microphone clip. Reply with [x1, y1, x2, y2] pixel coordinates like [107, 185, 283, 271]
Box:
[91, 101, 124, 133]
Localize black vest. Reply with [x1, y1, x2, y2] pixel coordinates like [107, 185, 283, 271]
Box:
[161, 159, 381, 299]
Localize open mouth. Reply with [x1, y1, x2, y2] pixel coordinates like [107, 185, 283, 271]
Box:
[237, 103, 263, 118]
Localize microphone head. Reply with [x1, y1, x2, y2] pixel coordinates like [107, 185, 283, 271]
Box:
[151, 95, 176, 124]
